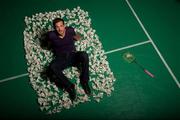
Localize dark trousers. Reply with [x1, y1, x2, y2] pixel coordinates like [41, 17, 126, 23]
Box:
[49, 51, 89, 91]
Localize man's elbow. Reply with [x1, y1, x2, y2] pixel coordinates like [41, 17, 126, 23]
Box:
[73, 34, 81, 41]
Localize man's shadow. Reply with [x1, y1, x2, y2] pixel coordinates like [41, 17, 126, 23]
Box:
[39, 32, 64, 90]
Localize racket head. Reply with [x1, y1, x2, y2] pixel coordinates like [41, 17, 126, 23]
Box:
[122, 51, 135, 63]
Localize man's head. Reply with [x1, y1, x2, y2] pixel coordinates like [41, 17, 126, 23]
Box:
[53, 18, 65, 36]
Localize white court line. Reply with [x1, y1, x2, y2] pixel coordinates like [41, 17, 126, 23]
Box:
[0, 40, 151, 84]
[125, 0, 180, 88]
[0, 73, 29, 83]
[105, 40, 151, 54]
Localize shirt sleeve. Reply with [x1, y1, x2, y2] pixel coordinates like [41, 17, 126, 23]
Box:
[68, 26, 76, 36]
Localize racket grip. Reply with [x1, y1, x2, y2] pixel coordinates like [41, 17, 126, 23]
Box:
[144, 69, 154, 78]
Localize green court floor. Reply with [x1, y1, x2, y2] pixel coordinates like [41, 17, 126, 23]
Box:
[0, 0, 180, 119]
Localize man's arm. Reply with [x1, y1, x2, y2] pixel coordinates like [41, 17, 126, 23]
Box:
[73, 34, 81, 41]
[39, 32, 52, 50]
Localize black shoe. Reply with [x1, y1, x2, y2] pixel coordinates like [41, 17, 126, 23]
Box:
[67, 85, 76, 102]
[81, 82, 91, 96]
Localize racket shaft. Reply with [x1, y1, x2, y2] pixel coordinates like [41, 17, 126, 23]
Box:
[144, 69, 154, 78]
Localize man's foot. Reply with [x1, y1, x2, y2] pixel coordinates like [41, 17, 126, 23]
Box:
[81, 82, 91, 96]
[66, 85, 76, 102]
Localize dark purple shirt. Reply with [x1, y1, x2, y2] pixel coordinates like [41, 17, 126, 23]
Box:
[48, 27, 76, 55]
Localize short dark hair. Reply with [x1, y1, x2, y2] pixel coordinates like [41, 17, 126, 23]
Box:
[53, 18, 64, 29]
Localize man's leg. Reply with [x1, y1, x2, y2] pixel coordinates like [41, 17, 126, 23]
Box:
[73, 51, 91, 95]
[49, 57, 76, 101]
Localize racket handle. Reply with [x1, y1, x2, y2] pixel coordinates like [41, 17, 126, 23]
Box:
[144, 69, 154, 78]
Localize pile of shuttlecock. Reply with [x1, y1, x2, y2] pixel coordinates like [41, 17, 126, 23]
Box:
[23, 6, 116, 114]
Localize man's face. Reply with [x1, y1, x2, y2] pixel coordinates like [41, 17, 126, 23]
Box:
[55, 21, 65, 36]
